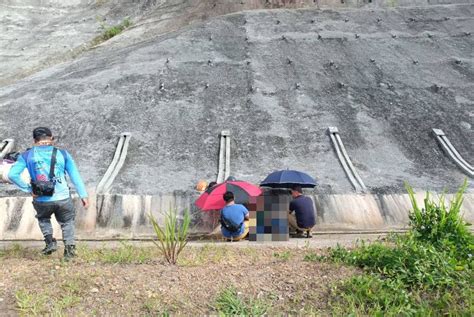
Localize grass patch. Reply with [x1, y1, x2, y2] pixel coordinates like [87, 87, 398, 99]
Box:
[77, 242, 154, 264]
[15, 290, 48, 316]
[0, 243, 35, 259]
[142, 298, 170, 316]
[92, 18, 132, 45]
[303, 251, 324, 262]
[213, 286, 269, 316]
[324, 180, 474, 315]
[273, 250, 291, 261]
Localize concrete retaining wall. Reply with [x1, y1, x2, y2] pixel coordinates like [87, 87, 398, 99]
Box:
[1, 191, 472, 240]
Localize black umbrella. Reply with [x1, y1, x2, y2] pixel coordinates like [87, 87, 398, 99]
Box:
[260, 170, 317, 188]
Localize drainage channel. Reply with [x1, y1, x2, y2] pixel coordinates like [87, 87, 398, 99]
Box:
[328, 127, 367, 192]
[216, 130, 231, 183]
[96, 133, 132, 194]
[433, 128, 473, 177]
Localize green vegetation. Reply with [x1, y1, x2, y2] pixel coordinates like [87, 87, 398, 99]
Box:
[142, 298, 170, 317]
[77, 241, 154, 264]
[149, 208, 191, 264]
[15, 287, 81, 316]
[322, 180, 473, 315]
[15, 290, 48, 316]
[93, 18, 132, 45]
[214, 286, 268, 316]
[273, 250, 291, 261]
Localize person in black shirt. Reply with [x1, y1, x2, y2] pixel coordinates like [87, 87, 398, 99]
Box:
[288, 185, 316, 238]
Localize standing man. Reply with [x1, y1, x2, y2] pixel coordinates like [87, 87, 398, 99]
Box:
[288, 185, 316, 238]
[220, 191, 249, 241]
[8, 127, 89, 260]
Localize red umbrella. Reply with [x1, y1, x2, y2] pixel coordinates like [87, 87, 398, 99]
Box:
[195, 181, 262, 211]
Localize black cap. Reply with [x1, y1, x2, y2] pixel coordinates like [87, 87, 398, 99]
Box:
[33, 127, 52, 140]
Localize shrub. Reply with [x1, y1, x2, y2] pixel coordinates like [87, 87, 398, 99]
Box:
[405, 178, 473, 263]
[93, 18, 132, 45]
[149, 208, 190, 265]
[324, 180, 473, 314]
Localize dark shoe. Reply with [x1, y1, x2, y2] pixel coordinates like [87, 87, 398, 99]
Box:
[290, 230, 306, 238]
[63, 245, 76, 261]
[306, 230, 313, 238]
[41, 238, 58, 255]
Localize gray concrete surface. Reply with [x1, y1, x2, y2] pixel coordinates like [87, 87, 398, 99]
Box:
[1, 1, 472, 197]
[0, 232, 388, 249]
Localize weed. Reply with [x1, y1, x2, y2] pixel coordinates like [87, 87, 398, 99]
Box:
[15, 289, 48, 316]
[324, 180, 473, 314]
[405, 179, 473, 263]
[273, 250, 291, 261]
[77, 242, 154, 264]
[149, 208, 191, 265]
[214, 286, 268, 316]
[142, 298, 170, 316]
[303, 251, 324, 262]
[92, 18, 132, 45]
[0, 243, 32, 258]
[100, 242, 153, 264]
[51, 294, 81, 315]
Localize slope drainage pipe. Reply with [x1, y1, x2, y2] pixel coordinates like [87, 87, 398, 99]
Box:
[433, 129, 473, 177]
[96, 133, 132, 194]
[328, 127, 367, 192]
[216, 130, 231, 183]
[0, 139, 14, 159]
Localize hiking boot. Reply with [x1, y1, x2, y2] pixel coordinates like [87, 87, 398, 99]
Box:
[41, 236, 57, 255]
[63, 245, 76, 261]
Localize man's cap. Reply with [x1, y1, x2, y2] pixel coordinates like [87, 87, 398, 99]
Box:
[33, 127, 52, 139]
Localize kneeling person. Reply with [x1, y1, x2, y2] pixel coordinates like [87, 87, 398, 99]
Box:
[220, 191, 249, 241]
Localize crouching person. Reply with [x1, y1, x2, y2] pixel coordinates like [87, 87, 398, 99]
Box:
[8, 127, 89, 260]
[288, 185, 316, 238]
[220, 191, 249, 241]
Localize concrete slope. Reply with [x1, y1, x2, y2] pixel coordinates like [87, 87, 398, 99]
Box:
[3, 0, 471, 86]
[0, 0, 340, 86]
[1, 3, 472, 197]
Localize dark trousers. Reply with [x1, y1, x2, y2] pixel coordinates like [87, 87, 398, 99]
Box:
[32, 198, 76, 245]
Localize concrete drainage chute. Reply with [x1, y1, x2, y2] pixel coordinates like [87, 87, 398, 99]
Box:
[0, 139, 14, 158]
[216, 130, 231, 183]
[328, 127, 367, 192]
[433, 129, 473, 177]
[96, 133, 132, 194]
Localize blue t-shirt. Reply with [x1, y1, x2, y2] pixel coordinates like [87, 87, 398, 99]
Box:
[221, 204, 249, 238]
[8, 145, 88, 202]
[289, 195, 316, 228]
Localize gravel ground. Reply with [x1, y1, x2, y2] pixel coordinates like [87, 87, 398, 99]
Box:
[0, 236, 372, 316]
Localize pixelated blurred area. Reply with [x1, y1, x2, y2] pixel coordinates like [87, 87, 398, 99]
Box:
[248, 189, 290, 242]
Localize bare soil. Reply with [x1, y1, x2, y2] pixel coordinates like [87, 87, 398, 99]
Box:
[0, 243, 358, 316]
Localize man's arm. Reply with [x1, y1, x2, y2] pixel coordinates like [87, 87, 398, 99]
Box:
[289, 201, 295, 213]
[63, 151, 89, 207]
[243, 205, 250, 220]
[8, 156, 32, 193]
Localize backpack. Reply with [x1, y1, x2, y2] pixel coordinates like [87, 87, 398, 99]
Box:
[220, 214, 243, 233]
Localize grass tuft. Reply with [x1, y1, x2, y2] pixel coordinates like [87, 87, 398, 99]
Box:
[149, 208, 191, 265]
[214, 286, 268, 316]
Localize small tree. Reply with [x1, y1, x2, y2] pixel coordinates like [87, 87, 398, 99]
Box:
[148, 208, 190, 265]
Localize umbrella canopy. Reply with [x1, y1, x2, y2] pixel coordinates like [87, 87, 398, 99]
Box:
[260, 170, 317, 188]
[195, 181, 262, 211]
